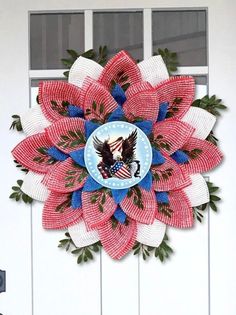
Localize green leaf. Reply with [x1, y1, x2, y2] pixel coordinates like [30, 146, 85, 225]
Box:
[132, 233, 173, 263]
[10, 115, 23, 131]
[154, 48, 179, 75]
[92, 101, 97, 111]
[9, 180, 33, 204]
[192, 95, 227, 117]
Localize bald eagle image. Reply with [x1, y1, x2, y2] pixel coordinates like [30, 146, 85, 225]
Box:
[93, 129, 141, 180]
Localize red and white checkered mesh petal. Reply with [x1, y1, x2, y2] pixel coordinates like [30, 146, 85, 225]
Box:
[12, 132, 54, 174]
[123, 89, 159, 123]
[80, 78, 118, 122]
[181, 137, 223, 174]
[42, 191, 83, 229]
[82, 191, 117, 229]
[120, 188, 157, 224]
[39, 81, 81, 122]
[125, 81, 153, 99]
[98, 50, 141, 90]
[155, 76, 195, 119]
[152, 153, 191, 191]
[153, 118, 194, 155]
[45, 117, 85, 154]
[98, 219, 137, 260]
[156, 190, 193, 228]
[42, 158, 87, 193]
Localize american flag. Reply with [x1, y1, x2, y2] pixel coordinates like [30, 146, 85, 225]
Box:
[110, 161, 132, 179]
[109, 137, 123, 153]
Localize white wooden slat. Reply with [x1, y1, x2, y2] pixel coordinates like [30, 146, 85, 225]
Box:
[207, 2, 236, 315]
[143, 9, 152, 60]
[84, 10, 93, 50]
[139, 220, 209, 315]
[101, 252, 139, 315]
[175, 66, 208, 75]
[30, 87, 102, 315]
[0, 6, 32, 315]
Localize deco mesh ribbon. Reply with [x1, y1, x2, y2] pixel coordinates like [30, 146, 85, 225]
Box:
[12, 50, 223, 260]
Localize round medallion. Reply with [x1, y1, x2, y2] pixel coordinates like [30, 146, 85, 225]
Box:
[84, 121, 152, 190]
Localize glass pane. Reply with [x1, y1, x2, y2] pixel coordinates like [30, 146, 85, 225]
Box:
[93, 12, 143, 61]
[193, 75, 207, 85]
[30, 13, 84, 69]
[152, 10, 207, 66]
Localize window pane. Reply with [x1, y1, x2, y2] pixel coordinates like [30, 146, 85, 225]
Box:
[193, 76, 207, 85]
[152, 11, 207, 66]
[30, 13, 84, 69]
[93, 12, 143, 61]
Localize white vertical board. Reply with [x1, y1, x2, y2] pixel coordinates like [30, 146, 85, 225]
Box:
[0, 5, 32, 315]
[207, 2, 236, 314]
[139, 84, 209, 315]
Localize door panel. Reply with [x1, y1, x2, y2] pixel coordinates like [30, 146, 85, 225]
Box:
[1, 1, 235, 315]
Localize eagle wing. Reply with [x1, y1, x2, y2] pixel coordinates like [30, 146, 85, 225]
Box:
[93, 136, 114, 166]
[122, 129, 137, 164]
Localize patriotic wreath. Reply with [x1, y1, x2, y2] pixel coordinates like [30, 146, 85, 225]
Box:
[11, 50, 224, 262]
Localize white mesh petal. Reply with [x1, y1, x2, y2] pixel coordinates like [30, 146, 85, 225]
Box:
[21, 105, 51, 136]
[68, 56, 103, 88]
[137, 55, 169, 86]
[184, 174, 209, 207]
[68, 221, 100, 247]
[21, 171, 49, 202]
[137, 219, 166, 247]
[182, 107, 216, 139]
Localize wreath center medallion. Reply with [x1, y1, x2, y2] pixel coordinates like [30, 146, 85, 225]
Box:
[84, 121, 152, 189]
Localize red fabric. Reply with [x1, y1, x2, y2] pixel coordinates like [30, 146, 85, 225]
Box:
[156, 190, 193, 228]
[152, 153, 191, 191]
[12, 132, 55, 174]
[82, 191, 117, 229]
[98, 50, 141, 90]
[152, 118, 194, 154]
[43, 157, 87, 193]
[181, 137, 223, 174]
[39, 81, 81, 122]
[125, 81, 153, 99]
[80, 78, 118, 122]
[42, 191, 82, 229]
[45, 117, 85, 153]
[155, 76, 195, 119]
[123, 89, 159, 122]
[120, 188, 157, 224]
[98, 219, 137, 259]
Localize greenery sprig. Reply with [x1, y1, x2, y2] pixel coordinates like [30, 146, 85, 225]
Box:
[192, 95, 227, 116]
[14, 160, 28, 173]
[62, 46, 108, 78]
[58, 232, 102, 264]
[154, 48, 178, 74]
[10, 115, 22, 132]
[193, 181, 221, 223]
[133, 233, 173, 262]
[9, 180, 33, 204]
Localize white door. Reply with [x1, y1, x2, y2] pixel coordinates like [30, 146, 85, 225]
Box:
[0, 1, 235, 315]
